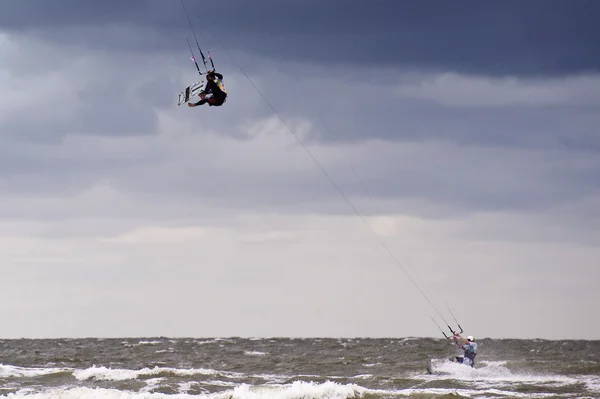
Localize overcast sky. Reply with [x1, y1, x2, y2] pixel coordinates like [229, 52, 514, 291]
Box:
[1, 0, 599, 340]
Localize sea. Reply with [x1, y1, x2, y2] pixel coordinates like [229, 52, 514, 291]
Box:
[0, 337, 598, 399]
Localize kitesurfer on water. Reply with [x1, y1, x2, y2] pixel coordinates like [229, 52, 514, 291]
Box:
[188, 70, 227, 107]
[450, 332, 477, 367]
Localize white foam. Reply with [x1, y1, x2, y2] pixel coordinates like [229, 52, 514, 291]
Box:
[140, 377, 165, 393]
[244, 351, 268, 356]
[178, 381, 201, 394]
[0, 379, 578, 399]
[0, 364, 71, 378]
[350, 374, 372, 379]
[6, 386, 200, 398]
[2, 360, 594, 399]
[202, 379, 238, 387]
[3, 382, 364, 399]
[247, 373, 290, 384]
[224, 380, 366, 399]
[423, 358, 583, 390]
[196, 340, 217, 345]
[583, 374, 600, 393]
[222, 381, 560, 399]
[363, 362, 382, 367]
[72, 365, 219, 381]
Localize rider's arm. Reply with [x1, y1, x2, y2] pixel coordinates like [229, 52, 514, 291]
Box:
[454, 332, 468, 345]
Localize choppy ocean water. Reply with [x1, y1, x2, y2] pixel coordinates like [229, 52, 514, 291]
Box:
[0, 337, 598, 398]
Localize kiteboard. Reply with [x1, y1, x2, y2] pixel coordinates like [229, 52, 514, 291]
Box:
[177, 80, 205, 106]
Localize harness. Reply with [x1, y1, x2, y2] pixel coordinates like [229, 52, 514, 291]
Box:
[214, 78, 227, 94]
[464, 343, 477, 362]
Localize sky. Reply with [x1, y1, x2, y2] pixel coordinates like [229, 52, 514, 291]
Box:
[0, 0, 599, 340]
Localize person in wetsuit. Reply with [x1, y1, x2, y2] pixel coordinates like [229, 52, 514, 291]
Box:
[188, 70, 227, 107]
[450, 332, 477, 367]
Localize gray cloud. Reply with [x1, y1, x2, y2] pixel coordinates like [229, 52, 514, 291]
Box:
[1, 0, 598, 77]
[1, 34, 599, 221]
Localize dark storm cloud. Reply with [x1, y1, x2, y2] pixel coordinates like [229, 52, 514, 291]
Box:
[241, 65, 600, 152]
[1, 0, 598, 77]
[311, 100, 598, 150]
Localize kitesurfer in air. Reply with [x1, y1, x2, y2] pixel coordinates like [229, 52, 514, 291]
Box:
[450, 331, 477, 367]
[188, 70, 227, 107]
